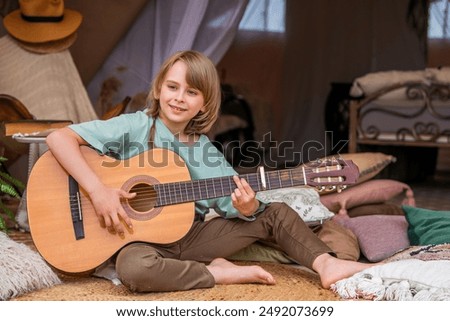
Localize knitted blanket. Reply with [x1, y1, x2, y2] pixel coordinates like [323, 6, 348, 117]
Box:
[332, 244, 450, 301]
[0, 232, 61, 300]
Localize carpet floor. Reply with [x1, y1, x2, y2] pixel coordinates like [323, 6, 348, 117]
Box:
[7, 227, 339, 301]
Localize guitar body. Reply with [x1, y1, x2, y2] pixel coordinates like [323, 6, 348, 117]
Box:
[27, 146, 194, 274]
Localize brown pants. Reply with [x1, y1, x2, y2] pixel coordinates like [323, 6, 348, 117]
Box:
[116, 202, 332, 292]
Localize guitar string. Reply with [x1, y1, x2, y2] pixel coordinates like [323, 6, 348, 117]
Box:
[70, 164, 345, 203]
[67, 174, 266, 212]
[67, 165, 346, 212]
[67, 167, 307, 205]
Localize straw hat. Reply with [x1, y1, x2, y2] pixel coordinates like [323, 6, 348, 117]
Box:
[3, 0, 82, 53]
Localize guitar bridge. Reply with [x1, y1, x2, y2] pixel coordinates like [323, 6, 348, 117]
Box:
[69, 175, 85, 240]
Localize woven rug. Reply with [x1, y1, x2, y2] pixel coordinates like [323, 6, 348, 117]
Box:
[5, 230, 339, 301]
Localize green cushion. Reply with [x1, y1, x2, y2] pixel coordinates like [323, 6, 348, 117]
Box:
[403, 205, 450, 246]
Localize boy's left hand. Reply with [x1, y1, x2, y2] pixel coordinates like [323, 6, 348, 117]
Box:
[231, 175, 259, 216]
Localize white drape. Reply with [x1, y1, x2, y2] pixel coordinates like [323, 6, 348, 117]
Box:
[428, 0, 450, 38]
[87, 0, 248, 114]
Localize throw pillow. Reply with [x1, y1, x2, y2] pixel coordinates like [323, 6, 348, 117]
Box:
[227, 242, 293, 264]
[304, 152, 396, 194]
[228, 220, 360, 263]
[257, 187, 334, 222]
[320, 179, 415, 215]
[314, 220, 360, 261]
[347, 203, 405, 217]
[0, 232, 61, 300]
[403, 205, 450, 246]
[333, 214, 410, 262]
[343, 153, 396, 184]
[349, 70, 427, 100]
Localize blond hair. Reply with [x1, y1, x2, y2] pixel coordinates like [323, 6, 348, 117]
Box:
[147, 50, 221, 134]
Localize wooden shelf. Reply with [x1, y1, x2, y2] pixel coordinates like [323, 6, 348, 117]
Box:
[1, 120, 72, 137]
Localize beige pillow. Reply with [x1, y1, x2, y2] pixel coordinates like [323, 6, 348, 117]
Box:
[304, 152, 396, 195]
[342, 152, 396, 184]
[350, 70, 427, 100]
[427, 66, 450, 83]
[228, 220, 360, 263]
[227, 242, 293, 264]
[314, 220, 360, 261]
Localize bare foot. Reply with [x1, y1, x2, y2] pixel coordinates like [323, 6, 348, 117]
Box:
[312, 254, 380, 289]
[207, 258, 276, 285]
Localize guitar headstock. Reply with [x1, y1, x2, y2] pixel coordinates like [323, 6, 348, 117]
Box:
[303, 158, 359, 193]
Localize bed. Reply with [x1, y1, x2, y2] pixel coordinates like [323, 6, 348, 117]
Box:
[341, 69, 450, 300]
[348, 68, 450, 154]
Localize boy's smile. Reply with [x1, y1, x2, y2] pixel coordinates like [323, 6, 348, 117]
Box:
[168, 104, 187, 112]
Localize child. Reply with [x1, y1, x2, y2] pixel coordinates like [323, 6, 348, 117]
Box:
[46, 50, 374, 292]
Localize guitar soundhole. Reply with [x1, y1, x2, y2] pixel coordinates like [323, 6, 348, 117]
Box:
[128, 183, 156, 212]
[121, 175, 162, 221]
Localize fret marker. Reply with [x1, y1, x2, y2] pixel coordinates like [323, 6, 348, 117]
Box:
[258, 166, 267, 190]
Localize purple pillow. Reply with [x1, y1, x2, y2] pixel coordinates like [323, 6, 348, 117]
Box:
[333, 214, 410, 262]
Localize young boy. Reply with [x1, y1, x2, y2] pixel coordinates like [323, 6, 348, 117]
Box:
[46, 50, 374, 292]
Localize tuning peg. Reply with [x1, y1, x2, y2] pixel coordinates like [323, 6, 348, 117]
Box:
[316, 186, 325, 192]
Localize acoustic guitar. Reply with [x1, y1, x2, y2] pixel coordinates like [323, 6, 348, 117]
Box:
[26, 146, 359, 274]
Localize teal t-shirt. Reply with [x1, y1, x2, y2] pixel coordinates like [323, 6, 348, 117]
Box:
[69, 111, 242, 219]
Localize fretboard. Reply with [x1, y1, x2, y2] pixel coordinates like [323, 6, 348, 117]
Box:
[153, 168, 306, 207]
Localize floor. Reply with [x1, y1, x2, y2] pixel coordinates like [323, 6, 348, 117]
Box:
[404, 171, 450, 211]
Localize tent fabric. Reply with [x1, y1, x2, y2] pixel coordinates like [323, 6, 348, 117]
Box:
[86, 0, 248, 114]
[0, 35, 97, 123]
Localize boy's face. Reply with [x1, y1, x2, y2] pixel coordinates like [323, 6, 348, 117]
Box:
[157, 61, 205, 134]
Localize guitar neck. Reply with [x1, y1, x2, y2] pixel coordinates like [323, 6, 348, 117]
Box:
[154, 167, 305, 207]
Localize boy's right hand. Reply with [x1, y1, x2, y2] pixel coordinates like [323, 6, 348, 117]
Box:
[88, 185, 136, 237]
